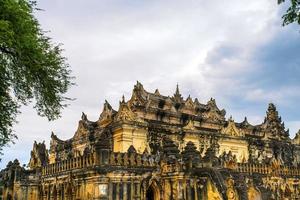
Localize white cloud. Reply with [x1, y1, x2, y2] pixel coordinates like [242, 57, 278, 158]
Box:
[245, 87, 300, 105]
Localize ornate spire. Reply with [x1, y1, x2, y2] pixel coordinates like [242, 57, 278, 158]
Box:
[162, 137, 180, 164]
[263, 103, 289, 139]
[182, 141, 201, 166]
[175, 83, 180, 95]
[172, 83, 183, 102]
[266, 103, 278, 122]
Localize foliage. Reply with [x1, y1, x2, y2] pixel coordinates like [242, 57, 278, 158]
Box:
[0, 0, 73, 153]
[278, 0, 300, 25]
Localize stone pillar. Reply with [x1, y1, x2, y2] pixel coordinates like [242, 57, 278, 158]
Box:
[137, 182, 141, 200]
[187, 181, 192, 200]
[116, 182, 120, 200]
[194, 181, 198, 200]
[123, 182, 127, 200]
[131, 181, 134, 200]
[109, 182, 113, 200]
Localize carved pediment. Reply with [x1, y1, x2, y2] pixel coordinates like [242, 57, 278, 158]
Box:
[161, 97, 176, 112]
[185, 95, 194, 108]
[202, 98, 225, 123]
[292, 130, 300, 145]
[99, 100, 115, 127]
[129, 81, 147, 107]
[74, 112, 97, 140]
[221, 118, 244, 137]
[115, 96, 144, 123]
[29, 141, 49, 169]
[181, 95, 196, 115]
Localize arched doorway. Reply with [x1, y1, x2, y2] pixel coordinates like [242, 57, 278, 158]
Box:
[146, 181, 160, 200]
[146, 186, 155, 200]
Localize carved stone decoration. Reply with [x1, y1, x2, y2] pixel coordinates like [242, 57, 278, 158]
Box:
[221, 117, 244, 137]
[226, 178, 239, 200]
[220, 151, 237, 169]
[207, 179, 222, 200]
[147, 129, 163, 154]
[247, 179, 262, 200]
[203, 138, 220, 166]
[183, 120, 196, 131]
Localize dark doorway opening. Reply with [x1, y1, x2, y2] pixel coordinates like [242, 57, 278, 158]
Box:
[146, 186, 155, 200]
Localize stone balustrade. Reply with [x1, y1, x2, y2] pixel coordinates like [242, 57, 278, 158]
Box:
[42, 152, 156, 176]
[233, 163, 300, 176]
[42, 154, 95, 176]
[109, 152, 156, 167]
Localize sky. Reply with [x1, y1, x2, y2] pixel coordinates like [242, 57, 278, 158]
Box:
[1, 0, 300, 168]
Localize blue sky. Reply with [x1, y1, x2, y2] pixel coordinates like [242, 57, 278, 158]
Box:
[1, 0, 300, 168]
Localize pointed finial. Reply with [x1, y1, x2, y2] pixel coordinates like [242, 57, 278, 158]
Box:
[154, 89, 160, 95]
[104, 99, 112, 110]
[121, 95, 125, 103]
[135, 81, 143, 90]
[176, 83, 180, 95]
[81, 112, 87, 120]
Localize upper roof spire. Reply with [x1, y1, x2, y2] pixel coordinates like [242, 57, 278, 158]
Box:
[121, 95, 125, 103]
[172, 83, 183, 102]
[175, 83, 180, 96]
[263, 102, 289, 139]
